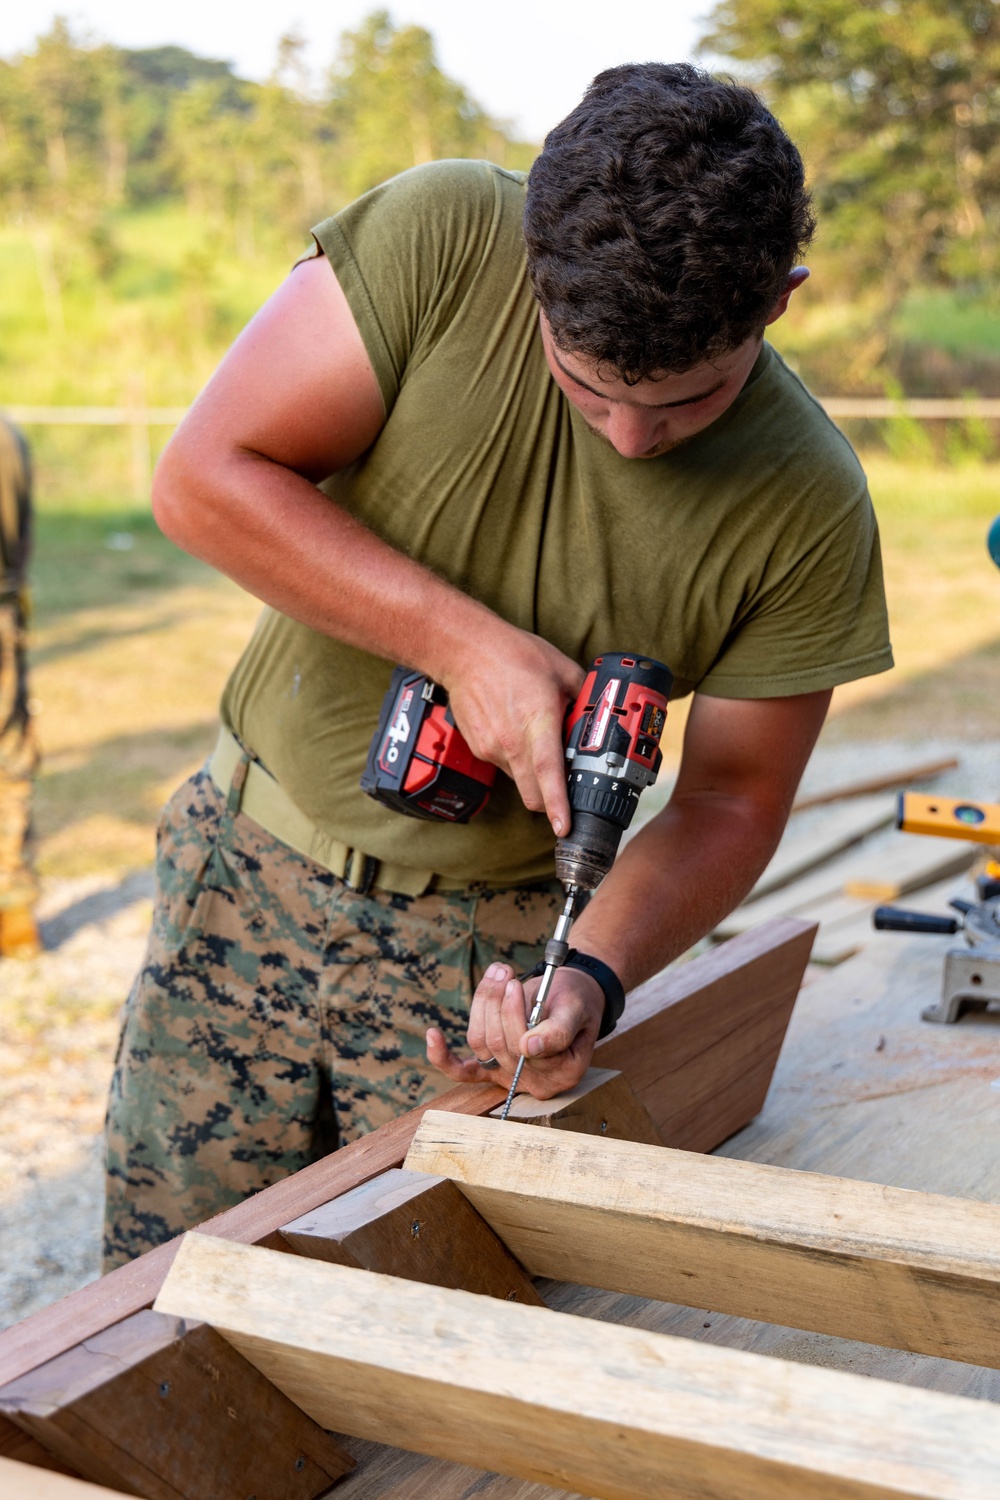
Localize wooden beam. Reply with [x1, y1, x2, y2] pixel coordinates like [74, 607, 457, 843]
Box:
[155, 1233, 1000, 1500]
[406, 1112, 1000, 1370]
[0, 918, 810, 1391]
[594, 916, 814, 1149]
[0, 1309, 353, 1499]
[747, 794, 895, 900]
[791, 756, 958, 812]
[716, 837, 973, 939]
[489, 1066, 665, 1144]
[0, 1455, 128, 1498]
[280, 1169, 543, 1304]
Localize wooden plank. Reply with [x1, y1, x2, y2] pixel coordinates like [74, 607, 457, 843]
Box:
[0, 1455, 128, 1498]
[792, 757, 959, 812]
[489, 1067, 666, 1145]
[292, 916, 1000, 1500]
[0, 1309, 353, 1499]
[807, 907, 880, 966]
[155, 1233, 1000, 1500]
[406, 1112, 1000, 1369]
[747, 795, 895, 900]
[715, 835, 973, 939]
[844, 835, 977, 900]
[0, 919, 809, 1390]
[280, 1169, 543, 1304]
[594, 917, 815, 1149]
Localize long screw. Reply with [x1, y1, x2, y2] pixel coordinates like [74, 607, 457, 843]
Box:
[499, 887, 578, 1121]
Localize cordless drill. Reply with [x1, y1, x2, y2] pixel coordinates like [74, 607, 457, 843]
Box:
[500, 652, 672, 1115]
[362, 652, 674, 1112]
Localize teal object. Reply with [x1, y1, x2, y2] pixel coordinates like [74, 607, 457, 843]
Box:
[990, 514, 1000, 571]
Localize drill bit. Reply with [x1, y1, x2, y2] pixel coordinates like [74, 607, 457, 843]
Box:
[499, 885, 579, 1121]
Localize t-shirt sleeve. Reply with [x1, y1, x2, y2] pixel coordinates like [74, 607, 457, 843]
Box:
[310, 160, 506, 416]
[697, 489, 894, 698]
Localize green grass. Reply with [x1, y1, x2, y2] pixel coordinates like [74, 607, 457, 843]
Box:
[31, 501, 208, 617]
[895, 291, 1000, 360]
[822, 456, 1000, 741]
[27, 493, 259, 880]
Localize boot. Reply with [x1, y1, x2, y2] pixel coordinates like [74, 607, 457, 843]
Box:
[0, 905, 41, 959]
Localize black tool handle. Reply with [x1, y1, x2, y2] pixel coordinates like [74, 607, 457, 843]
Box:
[873, 906, 960, 934]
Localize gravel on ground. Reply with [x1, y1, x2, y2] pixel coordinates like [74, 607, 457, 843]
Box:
[0, 870, 152, 1330]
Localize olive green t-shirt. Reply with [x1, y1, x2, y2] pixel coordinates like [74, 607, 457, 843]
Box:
[222, 159, 893, 886]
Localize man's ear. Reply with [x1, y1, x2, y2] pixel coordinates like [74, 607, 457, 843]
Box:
[764, 266, 810, 326]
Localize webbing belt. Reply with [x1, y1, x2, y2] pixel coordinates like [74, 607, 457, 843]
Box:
[207, 725, 470, 898]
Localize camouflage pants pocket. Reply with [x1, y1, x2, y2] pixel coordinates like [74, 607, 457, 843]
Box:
[316, 878, 564, 1142]
[146, 769, 262, 957]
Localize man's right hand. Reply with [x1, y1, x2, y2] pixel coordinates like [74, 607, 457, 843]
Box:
[437, 626, 584, 837]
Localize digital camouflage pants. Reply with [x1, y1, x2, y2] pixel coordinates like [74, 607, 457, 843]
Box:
[104, 762, 563, 1267]
[0, 593, 39, 912]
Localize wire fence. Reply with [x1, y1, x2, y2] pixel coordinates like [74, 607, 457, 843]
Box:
[9, 399, 1000, 425]
[6, 398, 1000, 501]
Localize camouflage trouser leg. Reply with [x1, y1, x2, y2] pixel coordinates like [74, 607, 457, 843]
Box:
[0, 595, 39, 911]
[104, 762, 563, 1268]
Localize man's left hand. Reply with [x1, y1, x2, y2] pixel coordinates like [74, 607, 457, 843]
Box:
[425, 962, 604, 1098]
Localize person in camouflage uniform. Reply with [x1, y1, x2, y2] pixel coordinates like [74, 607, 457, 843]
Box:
[0, 417, 40, 960]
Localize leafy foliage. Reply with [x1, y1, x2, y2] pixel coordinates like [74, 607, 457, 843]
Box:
[0, 13, 531, 248]
[702, 0, 1000, 304]
[0, 13, 533, 418]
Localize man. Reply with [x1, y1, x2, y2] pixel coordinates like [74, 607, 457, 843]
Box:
[104, 63, 892, 1266]
[0, 416, 40, 961]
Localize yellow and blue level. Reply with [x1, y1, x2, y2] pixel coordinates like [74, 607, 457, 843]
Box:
[897, 792, 1000, 845]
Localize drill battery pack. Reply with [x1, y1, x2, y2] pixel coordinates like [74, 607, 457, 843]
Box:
[361, 667, 496, 823]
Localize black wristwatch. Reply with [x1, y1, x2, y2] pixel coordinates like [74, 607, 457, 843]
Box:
[519, 948, 626, 1039]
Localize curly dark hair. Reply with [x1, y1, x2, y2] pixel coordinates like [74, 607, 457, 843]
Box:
[523, 63, 815, 382]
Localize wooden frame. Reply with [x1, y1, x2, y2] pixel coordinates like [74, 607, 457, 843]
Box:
[156, 1232, 1000, 1500]
[0, 918, 815, 1496]
[0, 1310, 353, 1498]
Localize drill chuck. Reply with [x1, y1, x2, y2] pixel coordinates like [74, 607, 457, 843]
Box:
[555, 809, 623, 890]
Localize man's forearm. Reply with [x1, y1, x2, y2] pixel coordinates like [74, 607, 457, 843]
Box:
[567, 791, 789, 994]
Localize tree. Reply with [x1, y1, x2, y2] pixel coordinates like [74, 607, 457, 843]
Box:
[328, 11, 508, 200]
[0, 12, 533, 255]
[701, 0, 1000, 312]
